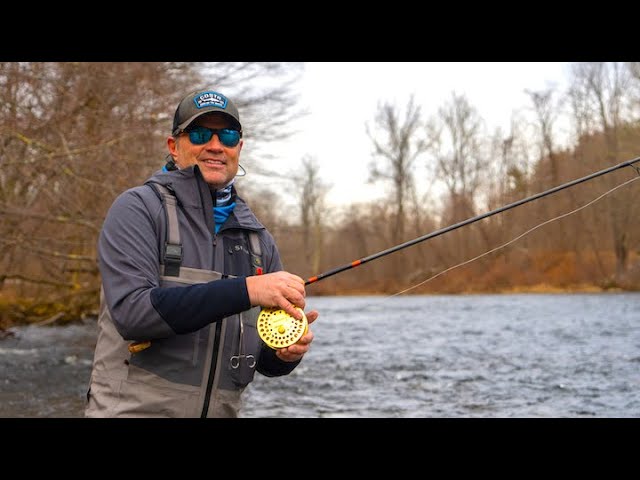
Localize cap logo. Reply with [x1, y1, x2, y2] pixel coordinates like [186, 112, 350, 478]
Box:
[193, 91, 227, 110]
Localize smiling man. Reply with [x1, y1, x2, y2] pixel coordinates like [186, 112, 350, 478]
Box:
[85, 89, 318, 418]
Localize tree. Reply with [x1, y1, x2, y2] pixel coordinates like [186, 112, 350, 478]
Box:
[424, 92, 489, 260]
[366, 95, 428, 281]
[293, 155, 330, 275]
[567, 62, 638, 281]
[366, 95, 427, 244]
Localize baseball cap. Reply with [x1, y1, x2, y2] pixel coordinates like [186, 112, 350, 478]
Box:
[172, 90, 242, 136]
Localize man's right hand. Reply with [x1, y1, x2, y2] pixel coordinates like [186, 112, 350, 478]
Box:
[245, 271, 306, 320]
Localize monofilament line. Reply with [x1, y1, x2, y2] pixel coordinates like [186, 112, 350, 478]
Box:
[376, 175, 640, 303]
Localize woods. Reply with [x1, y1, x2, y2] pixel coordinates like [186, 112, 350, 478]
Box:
[1, 62, 639, 328]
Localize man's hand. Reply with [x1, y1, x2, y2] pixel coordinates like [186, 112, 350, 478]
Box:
[276, 309, 318, 362]
[246, 271, 306, 319]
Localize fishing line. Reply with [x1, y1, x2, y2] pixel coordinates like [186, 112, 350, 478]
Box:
[324, 174, 640, 316]
[383, 174, 640, 300]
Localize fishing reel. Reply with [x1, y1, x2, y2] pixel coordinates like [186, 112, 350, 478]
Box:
[257, 306, 308, 349]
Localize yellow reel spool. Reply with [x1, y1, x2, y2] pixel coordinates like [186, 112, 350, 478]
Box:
[257, 307, 308, 349]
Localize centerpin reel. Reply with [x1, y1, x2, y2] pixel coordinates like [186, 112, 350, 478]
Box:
[257, 306, 308, 349]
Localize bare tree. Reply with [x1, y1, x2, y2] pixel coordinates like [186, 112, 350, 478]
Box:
[424, 92, 489, 260]
[524, 85, 580, 250]
[426, 92, 488, 211]
[486, 112, 537, 207]
[293, 155, 330, 275]
[366, 95, 427, 245]
[567, 62, 638, 281]
[526, 87, 563, 184]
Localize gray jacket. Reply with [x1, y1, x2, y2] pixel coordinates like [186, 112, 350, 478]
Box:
[85, 165, 299, 417]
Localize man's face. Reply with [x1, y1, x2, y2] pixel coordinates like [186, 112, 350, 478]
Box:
[167, 112, 243, 189]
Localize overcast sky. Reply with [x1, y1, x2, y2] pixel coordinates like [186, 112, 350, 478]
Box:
[254, 62, 571, 207]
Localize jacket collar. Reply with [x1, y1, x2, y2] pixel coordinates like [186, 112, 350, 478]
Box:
[146, 165, 265, 231]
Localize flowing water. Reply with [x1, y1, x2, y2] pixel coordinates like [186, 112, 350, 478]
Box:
[1, 293, 638, 417]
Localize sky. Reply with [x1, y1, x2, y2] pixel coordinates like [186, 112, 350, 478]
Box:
[257, 62, 571, 207]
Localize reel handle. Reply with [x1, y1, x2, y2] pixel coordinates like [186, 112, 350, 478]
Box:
[257, 306, 308, 349]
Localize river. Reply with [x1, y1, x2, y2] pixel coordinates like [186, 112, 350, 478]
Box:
[1, 293, 638, 417]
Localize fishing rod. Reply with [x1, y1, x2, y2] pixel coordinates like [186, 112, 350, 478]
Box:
[257, 156, 640, 348]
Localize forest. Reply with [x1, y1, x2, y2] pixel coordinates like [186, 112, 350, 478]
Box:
[1, 62, 639, 328]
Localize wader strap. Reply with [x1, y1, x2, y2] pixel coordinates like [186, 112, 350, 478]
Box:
[247, 231, 263, 275]
[153, 183, 182, 277]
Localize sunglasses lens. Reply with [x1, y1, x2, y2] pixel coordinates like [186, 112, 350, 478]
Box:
[217, 129, 241, 147]
[188, 127, 213, 145]
[187, 127, 240, 147]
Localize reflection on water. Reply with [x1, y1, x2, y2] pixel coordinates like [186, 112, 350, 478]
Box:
[1, 293, 639, 417]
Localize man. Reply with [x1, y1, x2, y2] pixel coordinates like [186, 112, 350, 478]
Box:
[85, 89, 317, 417]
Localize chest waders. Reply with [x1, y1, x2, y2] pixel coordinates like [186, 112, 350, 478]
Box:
[125, 183, 264, 417]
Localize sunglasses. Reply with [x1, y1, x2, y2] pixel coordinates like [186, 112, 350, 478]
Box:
[185, 126, 242, 147]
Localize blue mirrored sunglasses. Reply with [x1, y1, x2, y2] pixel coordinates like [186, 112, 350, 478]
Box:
[185, 126, 242, 147]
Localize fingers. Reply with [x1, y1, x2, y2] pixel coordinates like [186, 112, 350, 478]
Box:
[276, 349, 301, 362]
[281, 301, 303, 320]
[305, 310, 319, 325]
[245, 271, 307, 316]
[276, 329, 315, 362]
[275, 310, 317, 362]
